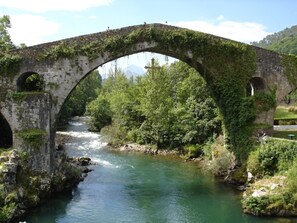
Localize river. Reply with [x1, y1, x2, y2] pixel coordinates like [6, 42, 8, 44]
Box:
[21, 118, 297, 223]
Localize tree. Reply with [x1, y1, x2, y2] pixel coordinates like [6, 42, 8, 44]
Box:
[87, 60, 221, 149]
[86, 95, 112, 131]
[0, 15, 14, 51]
[252, 25, 297, 55]
[58, 70, 102, 124]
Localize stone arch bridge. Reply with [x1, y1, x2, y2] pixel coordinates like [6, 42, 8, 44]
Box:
[1, 23, 297, 173]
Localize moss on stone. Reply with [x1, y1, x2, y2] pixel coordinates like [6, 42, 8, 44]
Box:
[253, 90, 276, 113]
[0, 52, 21, 77]
[17, 129, 46, 149]
[282, 54, 297, 87]
[11, 91, 46, 102]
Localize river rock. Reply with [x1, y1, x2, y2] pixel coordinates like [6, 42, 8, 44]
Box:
[117, 143, 180, 156]
[78, 157, 91, 166]
[252, 187, 268, 197]
[225, 167, 247, 185]
[247, 172, 254, 183]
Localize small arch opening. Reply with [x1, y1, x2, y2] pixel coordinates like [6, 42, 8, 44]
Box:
[246, 77, 266, 96]
[0, 113, 12, 149]
[17, 72, 44, 92]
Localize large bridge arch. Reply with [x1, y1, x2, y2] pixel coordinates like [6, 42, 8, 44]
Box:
[53, 45, 206, 116]
[1, 23, 297, 172]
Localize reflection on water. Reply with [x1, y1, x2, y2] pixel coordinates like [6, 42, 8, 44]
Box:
[22, 118, 297, 223]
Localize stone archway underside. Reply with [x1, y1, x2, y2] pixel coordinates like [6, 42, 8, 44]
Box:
[0, 112, 12, 149]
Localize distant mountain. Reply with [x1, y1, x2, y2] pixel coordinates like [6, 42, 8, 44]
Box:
[252, 25, 297, 55]
[100, 64, 145, 81]
[124, 64, 145, 78]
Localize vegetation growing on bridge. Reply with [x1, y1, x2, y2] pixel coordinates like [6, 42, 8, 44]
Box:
[17, 129, 46, 149]
[40, 24, 260, 159]
[10, 91, 46, 103]
[0, 21, 286, 161]
[282, 54, 297, 86]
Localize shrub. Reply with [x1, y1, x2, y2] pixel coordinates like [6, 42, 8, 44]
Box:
[287, 159, 297, 193]
[0, 202, 16, 222]
[183, 144, 203, 158]
[209, 136, 236, 175]
[242, 196, 271, 215]
[247, 138, 297, 177]
[242, 194, 295, 216]
[101, 124, 127, 146]
[247, 148, 262, 177]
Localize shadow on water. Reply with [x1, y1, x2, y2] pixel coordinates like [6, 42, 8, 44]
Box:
[16, 190, 78, 223]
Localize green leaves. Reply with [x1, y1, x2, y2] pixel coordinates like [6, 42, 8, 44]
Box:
[87, 61, 221, 149]
[86, 95, 112, 131]
[59, 70, 102, 124]
[0, 15, 14, 52]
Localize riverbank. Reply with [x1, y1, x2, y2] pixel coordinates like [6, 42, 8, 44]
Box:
[108, 139, 297, 218]
[107, 142, 246, 184]
[108, 143, 208, 163]
[110, 143, 180, 156]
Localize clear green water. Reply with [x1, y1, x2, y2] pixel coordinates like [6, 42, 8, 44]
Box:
[21, 118, 297, 223]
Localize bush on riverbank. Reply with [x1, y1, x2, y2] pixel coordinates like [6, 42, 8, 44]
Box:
[207, 136, 236, 176]
[243, 138, 297, 216]
[247, 138, 297, 178]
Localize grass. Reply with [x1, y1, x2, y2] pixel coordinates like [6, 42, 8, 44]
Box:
[273, 130, 297, 140]
[274, 106, 297, 120]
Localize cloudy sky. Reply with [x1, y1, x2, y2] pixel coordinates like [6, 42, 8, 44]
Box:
[1, 0, 296, 72]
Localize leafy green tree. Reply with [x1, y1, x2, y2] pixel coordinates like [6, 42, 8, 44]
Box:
[0, 15, 14, 51]
[87, 68, 142, 133]
[87, 60, 221, 149]
[86, 95, 112, 131]
[58, 70, 102, 124]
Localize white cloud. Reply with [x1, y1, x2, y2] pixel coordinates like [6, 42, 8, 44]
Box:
[176, 19, 271, 43]
[89, 15, 97, 20]
[0, 0, 112, 13]
[8, 15, 60, 46]
[217, 15, 224, 21]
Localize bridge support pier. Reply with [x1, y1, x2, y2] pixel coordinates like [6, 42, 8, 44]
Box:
[9, 92, 53, 174]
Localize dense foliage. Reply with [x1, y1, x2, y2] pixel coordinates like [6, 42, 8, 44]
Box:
[58, 70, 102, 125]
[86, 61, 221, 149]
[252, 25, 297, 55]
[247, 139, 297, 177]
[243, 138, 297, 216]
[0, 15, 14, 52]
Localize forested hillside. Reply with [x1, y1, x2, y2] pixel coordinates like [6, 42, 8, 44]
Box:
[252, 25, 297, 55]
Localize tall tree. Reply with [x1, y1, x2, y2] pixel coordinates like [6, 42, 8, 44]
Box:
[86, 60, 221, 149]
[0, 15, 14, 51]
[58, 70, 102, 124]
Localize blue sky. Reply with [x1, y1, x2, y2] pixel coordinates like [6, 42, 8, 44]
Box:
[1, 0, 297, 72]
